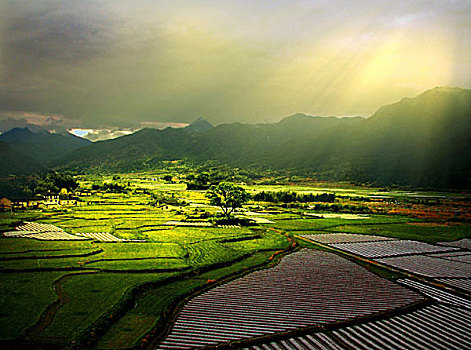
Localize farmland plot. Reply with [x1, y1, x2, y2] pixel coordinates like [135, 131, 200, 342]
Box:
[3, 230, 90, 241]
[0, 238, 94, 254]
[241, 332, 344, 350]
[16, 222, 64, 232]
[304, 213, 370, 220]
[158, 250, 423, 349]
[164, 221, 213, 227]
[300, 233, 396, 244]
[438, 238, 471, 249]
[397, 279, 471, 309]
[435, 278, 471, 294]
[439, 254, 471, 265]
[331, 240, 458, 258]
[376, 255, 471, 278]
[75, 232, 124, 242]
[245, 301, 471, 349]
[332, 304, 471, 350]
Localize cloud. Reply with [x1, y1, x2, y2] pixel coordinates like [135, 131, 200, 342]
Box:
[70, 121, 189, 141]
[75, 128, 134, 142]
[1, 0, 470, 127]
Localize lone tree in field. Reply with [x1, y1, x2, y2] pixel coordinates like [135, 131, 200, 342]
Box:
[206, 182, 250, 220]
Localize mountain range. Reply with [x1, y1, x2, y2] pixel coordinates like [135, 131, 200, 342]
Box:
[0, 127, 91, 167]
[1, 87, 470, 189]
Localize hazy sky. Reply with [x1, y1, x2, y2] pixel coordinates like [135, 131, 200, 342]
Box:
[1, 0, 471, 129]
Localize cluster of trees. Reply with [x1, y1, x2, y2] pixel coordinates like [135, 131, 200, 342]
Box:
[91, 182, 127, 193]
[149, 192, 186, 206]
[185, 165, 272, 189]
[0, 173, 78, 198]
[253, 191, 335, 203]
[186, 172, 215, 190]
[309, 203, 371, 213]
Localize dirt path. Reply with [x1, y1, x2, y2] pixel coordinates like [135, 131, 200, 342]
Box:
[24, 271, 97, 341]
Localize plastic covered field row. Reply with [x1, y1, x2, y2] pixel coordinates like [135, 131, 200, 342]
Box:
[332, 304, 471, 350]
[376, 255, 471, 278]
[243, 304, 471, 350]
[3, 231, 89, 241]
[331, 240, 459, 258]
[164, 221, 213, 227]
[398, 279, 471, 309]
[300, 233, 396, 244]
[75, 232, 123, 242]
[438, 238, 471, 250]
[16, 222, 64, 232]
[241, 333, 344, 350]
[435, 278, 471, 293]
[157, 249, 422, 349]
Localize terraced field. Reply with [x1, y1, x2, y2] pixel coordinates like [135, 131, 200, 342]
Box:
[0, 193, 290, 347]
[1, 178, 470, 349]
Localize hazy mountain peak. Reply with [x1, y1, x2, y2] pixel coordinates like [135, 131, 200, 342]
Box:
[0, 127, 36, 141]
[278, 113, 315, 124]
[184, 117, 214, 133]
[369, 86, 471, 123]
[427, 86, 468, 93]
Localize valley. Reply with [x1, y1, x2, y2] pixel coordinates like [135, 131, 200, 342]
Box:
[0, 173, 470, 349]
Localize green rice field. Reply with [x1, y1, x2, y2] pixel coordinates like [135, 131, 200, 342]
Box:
[0, 174, 469, 348]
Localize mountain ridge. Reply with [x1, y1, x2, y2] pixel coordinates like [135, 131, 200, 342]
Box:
[0, 127, 91, 166]
[54, 87, 471, 188]
[3, 87, 469, 189]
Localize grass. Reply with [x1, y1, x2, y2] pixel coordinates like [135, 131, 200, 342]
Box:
[268, 215, 413, 231]
[0, 238, 95, 254]
[83, 259, 189, 271]
[99, 243, 186, 259]
[325, 223, 471, 243]
[0, 272, 66, 340]
[38, 272, 176, 343]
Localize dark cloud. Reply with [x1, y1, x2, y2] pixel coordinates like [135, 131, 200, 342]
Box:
[1, 0, 470, 128]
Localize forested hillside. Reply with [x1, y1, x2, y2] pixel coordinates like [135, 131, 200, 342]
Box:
[39, 87, 471, 188]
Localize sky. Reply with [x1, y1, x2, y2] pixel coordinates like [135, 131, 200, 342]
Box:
[1, 0, 471, 139]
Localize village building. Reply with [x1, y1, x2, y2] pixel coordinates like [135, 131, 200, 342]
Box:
[0, 197, 12, 211]
[12, 197, 42, 209]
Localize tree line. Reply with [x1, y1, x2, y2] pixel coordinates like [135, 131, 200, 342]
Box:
[253, 191, 335, 203]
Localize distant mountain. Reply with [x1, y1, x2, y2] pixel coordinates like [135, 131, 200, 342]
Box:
[55, 115, 361, 172]
[55, 87, 471, 189]
[0, 118, 36, 133]
[56, 127, 194, 172]
[184, 117, 214, 133]
[0, 141, 46, 176]
[0, 117, 72, 136]
[275, 87, 471, 188]
[0, 128, 91, 166]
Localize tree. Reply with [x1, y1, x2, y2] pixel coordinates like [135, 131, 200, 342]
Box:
[187, 172, 213, 190]
[163, 175, 173, 182]
[205, 182, 250, 220]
